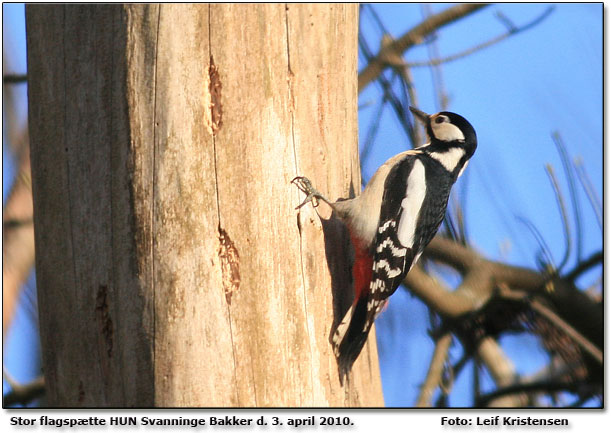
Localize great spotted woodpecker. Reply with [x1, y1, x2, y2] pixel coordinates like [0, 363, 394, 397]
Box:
[293, 107, 477, 380]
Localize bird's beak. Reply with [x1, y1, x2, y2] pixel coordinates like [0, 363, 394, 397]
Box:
[409, 106, 430, 124]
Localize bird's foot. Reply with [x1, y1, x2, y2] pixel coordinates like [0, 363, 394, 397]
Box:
[291, 176, 327, 210]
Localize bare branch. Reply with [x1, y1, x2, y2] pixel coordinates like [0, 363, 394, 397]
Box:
[2, 373, 45, 407]
[3, 73, 28, 84]
[3, 148, 35, 336]
[404, 6, 555, 68]
[476, 380, 578, 408]
[358, 4, 490, 93]
[565, 250, 602, 284]
[477, 338, 528, 407]
[410, 236, 548, 319]
[426, 236, 547, 292]
[424, 234, 476, 272]
[403, 264, 474, 317]
[530, 299, 602, 365]
[3, 217, 34, 229]
[416, 333, 452, 407]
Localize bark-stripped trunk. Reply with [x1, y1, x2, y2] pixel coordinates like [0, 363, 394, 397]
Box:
[26, 4, 383, 407]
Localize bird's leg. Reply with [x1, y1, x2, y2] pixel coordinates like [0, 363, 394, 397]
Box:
[292, 176, 334, 210]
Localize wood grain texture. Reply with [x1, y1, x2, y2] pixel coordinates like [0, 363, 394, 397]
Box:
[26, 3, 382, 407]
[27, 4, 156, 406]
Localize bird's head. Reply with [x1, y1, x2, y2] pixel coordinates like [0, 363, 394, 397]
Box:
[409, 106, 477, 158]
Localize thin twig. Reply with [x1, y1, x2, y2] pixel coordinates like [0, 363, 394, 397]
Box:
[552, 132, 583, 262]
[494, 10, 518, 32]
[472, 355, 481, 405]
[545, 164, 571, 272]
[359, 98, 387, 166]
[442, 210, 460, 243]
[452, 192, 468, 245]
[398, 64, 421, 146]
[3, 74, 28, 84]
[364, 4, 390, 37]
[564, 250, 602, 284]
[516, 216, 556, 273]
[574, 157, 602, 229]
[457, 168, 473, 244]
[404, 6, 555, 68]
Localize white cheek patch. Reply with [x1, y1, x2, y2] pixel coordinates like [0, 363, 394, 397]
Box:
[397, 160, 427, 248]
[432, 122, 465, 142]
[430, 147, 466, 173]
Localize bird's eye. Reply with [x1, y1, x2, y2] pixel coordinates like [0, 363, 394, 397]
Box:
[434, 117, 445, 124]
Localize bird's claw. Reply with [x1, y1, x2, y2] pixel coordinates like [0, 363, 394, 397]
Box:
[292, 176, 321, 209]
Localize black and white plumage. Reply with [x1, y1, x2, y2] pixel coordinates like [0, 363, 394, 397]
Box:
[293, 106, 477, 381]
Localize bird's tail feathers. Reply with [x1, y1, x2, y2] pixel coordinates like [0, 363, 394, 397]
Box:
[332, 295, 375, 385]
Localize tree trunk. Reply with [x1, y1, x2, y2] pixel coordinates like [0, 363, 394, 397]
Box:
[26, 4, 383, 407]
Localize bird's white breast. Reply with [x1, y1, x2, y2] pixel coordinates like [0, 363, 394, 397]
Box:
[397, 159, 427, 248]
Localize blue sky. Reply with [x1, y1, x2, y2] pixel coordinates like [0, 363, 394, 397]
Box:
[3, 4, 603, 407]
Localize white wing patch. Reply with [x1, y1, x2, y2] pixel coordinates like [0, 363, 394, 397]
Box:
[397, 160, 427, 248]
[429, 147, 466, 173]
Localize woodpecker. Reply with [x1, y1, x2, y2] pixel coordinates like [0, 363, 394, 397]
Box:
[293, 106, 477, 381]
